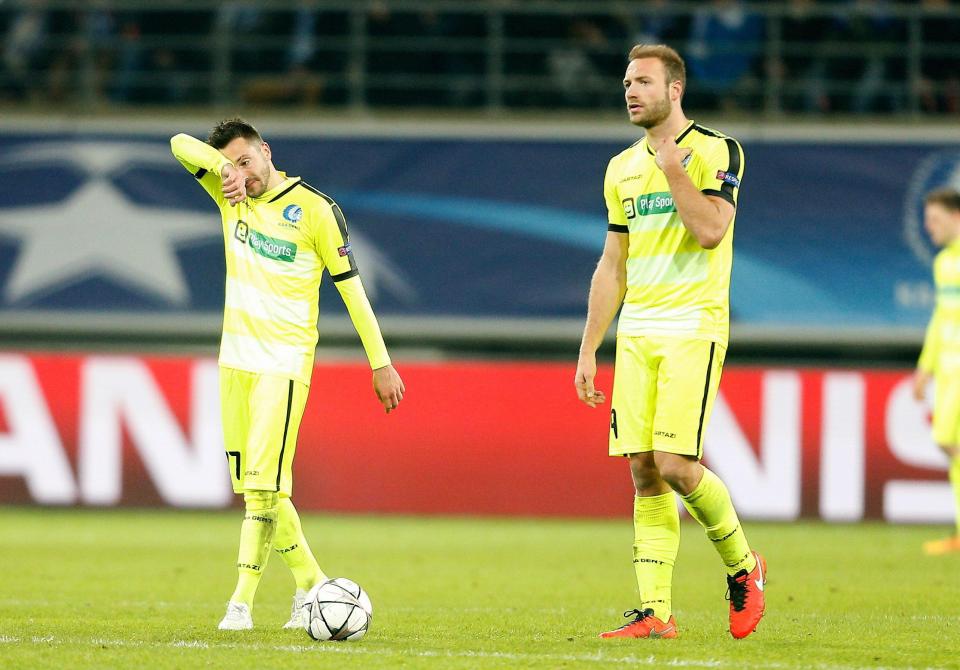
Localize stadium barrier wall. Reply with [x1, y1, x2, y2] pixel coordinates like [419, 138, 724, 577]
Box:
[0, 353, 951, 523]
[1, 121, 958, 348]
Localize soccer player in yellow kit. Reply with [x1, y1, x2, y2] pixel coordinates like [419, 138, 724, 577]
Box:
[575, 45, 765, 640]
[170, 118, 404, 630]
[914, 188, 960, 556]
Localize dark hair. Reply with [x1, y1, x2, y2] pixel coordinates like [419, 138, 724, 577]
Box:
[925, 188, 960, 213]
[207, 117, 263, 149]
[627, 44, 686, 94]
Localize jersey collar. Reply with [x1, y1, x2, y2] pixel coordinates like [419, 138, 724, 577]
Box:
[644, 119, 696, 156]
[253, 172, 301, 203]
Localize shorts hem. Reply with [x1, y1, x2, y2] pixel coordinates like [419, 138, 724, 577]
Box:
[218, 363, 312, 388]
[609, 444, 651, 457]
[608, 444, 699, 458]
[651, 442, 700, 458]
[237, 480, 282, 493]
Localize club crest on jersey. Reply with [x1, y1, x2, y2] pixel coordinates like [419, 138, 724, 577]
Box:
[283, 204, 303, 223]
[716, 170, 740, 187]
[234, 220, 249, 243]
[338, 243, 352, 257]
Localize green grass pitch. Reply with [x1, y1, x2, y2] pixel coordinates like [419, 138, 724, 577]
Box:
[1, 507, 958, 669]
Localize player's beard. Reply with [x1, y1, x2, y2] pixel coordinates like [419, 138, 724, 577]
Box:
[246, 166, 271, 197]
[631, 88, 672, 129]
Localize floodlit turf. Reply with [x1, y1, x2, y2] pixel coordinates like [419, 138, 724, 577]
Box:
[1, 508, 959, 669]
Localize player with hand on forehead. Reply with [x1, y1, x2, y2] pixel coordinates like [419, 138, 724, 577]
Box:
[171, 118, 404, 631]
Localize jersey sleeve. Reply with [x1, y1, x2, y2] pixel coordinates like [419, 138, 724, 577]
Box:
[918, 307, 941, 373]
[697, 137, 744, 208]
[334, 275, 392, 370]
[312, 199, 358, 282]
[604, 157, 629, 233]
[170, 133, 233, 207]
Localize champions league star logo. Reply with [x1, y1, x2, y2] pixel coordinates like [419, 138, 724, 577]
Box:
[0, 141, 416, 307]
[0, 142, 217, 305]
[904, 149, 960, 265]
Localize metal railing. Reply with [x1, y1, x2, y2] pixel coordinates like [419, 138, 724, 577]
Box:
[1, 1, 958, 116]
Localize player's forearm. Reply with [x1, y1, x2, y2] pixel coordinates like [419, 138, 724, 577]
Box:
[580, 263, 625, 355]
[663, 164, 729, 249]
[170, 133, 232, 176]
[334, 275, 391, 369]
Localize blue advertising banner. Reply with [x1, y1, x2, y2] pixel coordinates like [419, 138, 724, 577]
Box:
[0, 130, 956, 335]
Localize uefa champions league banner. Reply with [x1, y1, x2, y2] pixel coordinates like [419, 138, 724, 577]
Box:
[0, 352, 952, 523]
[0, 130, 957, 332]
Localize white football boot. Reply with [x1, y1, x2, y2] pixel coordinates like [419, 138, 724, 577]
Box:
[281, 589, 309, 629]
[218, 601, 253, 630]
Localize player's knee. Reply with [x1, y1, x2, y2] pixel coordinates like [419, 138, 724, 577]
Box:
[654, 453, 701, 494]
[628, 453, 662, 490]
[243, 490, 279, 511]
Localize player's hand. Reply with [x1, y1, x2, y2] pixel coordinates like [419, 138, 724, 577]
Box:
[575, 353, 605, 408]
[221, 165, 246, 206]
[373, 364, 404, 414]
[913, 369, 931, 402]
[654, 137, 691, 173]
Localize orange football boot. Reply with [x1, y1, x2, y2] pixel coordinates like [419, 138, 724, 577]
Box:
[923, 535, 960, 556]
[599, 608, 678, 639]
[727, 551, 766, 639]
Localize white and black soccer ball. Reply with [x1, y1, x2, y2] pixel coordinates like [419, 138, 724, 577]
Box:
[303, 577, 372, 641]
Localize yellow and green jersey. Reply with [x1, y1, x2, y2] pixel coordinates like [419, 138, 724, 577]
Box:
[171, 134, 389, 386]
[919, 238, 960, 374]
[604, 121, 745, 346]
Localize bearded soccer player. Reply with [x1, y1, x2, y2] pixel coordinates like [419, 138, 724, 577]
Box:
[574, 45, 765, 640]
[170, 118, 404, 631]
[914, 188, 960, 556]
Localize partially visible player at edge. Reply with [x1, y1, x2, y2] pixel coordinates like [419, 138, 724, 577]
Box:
[914, 188, 960, 555]
[574, 44, 765, 640]
[170, 118, 405, 631]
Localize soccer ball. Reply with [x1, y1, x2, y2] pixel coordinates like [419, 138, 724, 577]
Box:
[303, 577, 372, 641]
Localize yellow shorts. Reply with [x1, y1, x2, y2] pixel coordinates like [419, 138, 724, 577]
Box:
[609, 335, 725, 458]
[933, 374, 960, 446]
[220, 366, 310, 495]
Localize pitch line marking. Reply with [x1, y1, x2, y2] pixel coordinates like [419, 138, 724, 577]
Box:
[0, 635, 944, 670]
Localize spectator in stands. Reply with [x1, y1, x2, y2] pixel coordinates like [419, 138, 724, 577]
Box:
[685, 0, 765, 111]
[216, 3, 327, 107]
[2, 0, 49, 102]
[42, 4, 114, 105]
[547, 18, 612, 108]
[241, 6, 325, 106]
[623, 0, 690, 47]
[108, 11, 148, 103]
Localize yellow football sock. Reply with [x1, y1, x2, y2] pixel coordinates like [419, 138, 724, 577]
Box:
[680, 468, 756, 576]
[230, 490, 279, 607]
[950, 456, 960, 536]
[632, 492, 680, 621]
[274, 496, 326, 591]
